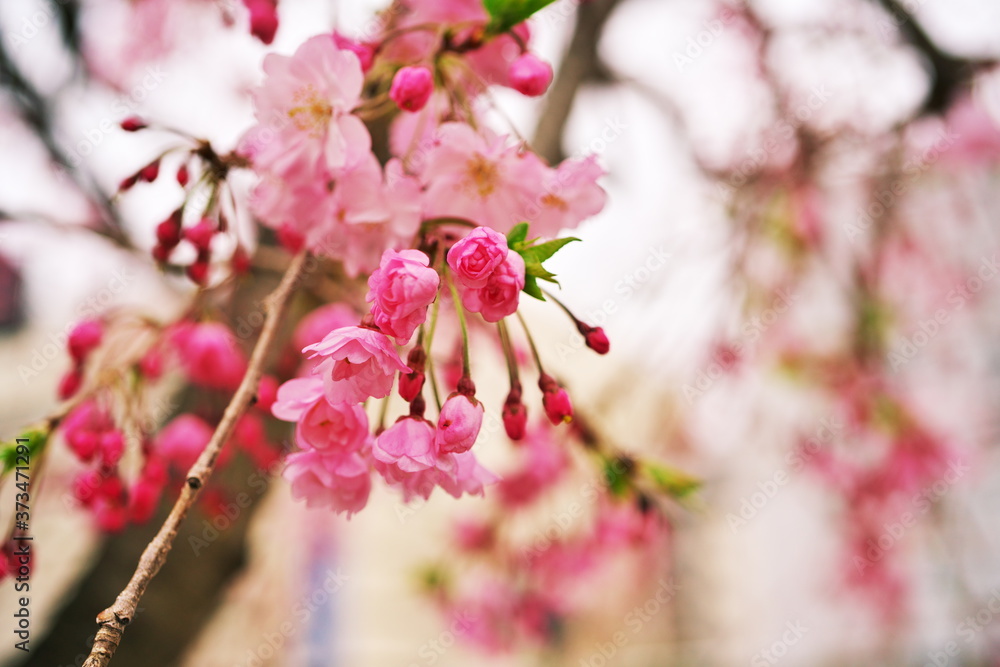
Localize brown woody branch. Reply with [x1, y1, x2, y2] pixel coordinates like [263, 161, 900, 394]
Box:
[82, 250, 309, 667]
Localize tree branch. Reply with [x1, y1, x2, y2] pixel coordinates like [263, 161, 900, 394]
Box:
[82, 250, 309, 667]
[532, 0, 624, 164]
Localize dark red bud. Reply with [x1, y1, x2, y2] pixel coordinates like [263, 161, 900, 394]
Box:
[120, 116, 147, 132]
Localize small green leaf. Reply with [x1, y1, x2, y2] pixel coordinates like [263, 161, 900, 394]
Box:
[522, 275, 545, 300]
[519, 237, 579, 265]
[506, 222, 529, 248]
[1, 429, 48, 476]
[483, 0, 559, 35]
[643, 462, 700, 499]
[524, 262, 557, 282]
[603, 459, 632, 498]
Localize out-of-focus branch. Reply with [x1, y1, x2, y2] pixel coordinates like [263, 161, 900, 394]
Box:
[872, 0, 996, 115]
[81, 250, 309, 667]
[532, 0, 624, 164]
[0, 34, 129, 247]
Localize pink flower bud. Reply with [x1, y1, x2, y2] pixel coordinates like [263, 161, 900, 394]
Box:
[502, 386, 527, 441]
[120, 116, 146, 132]
[139, 160, 160, 183]
[390, 66, 434, 112]
[156, 216, 182, 249]
[333, 32, 375, 72]
[187, 260, 210, 285]
[99, 431, 125, 467]
[539, 374, 572, 425]
[579, 324, 609, 354]
[399, 345, 426, 403]
[138, 348, 164, 379]
[244, 0, 279, 44]
[58, 367, 83, 400]
[256, 375, 279, 412]
[95, 498, 128, 533]
[508, 53, 552, 97]
[68, 319, 103, 363]
[184, 218, 216, 251]
[128, 478, 161, 524]
[119, 174, 139, 192]
[176, 164, 189, 187]
[436, 394, 484, 454]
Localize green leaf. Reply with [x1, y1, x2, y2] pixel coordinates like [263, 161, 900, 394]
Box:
[524, 262, 558, 282]
[643, 462, 700, 499]
[1, 429, 48, 476]
[522, 275, 545, 300]
[519, 237, 579, 265]
[506, 222, 529, 248]
[603, 458, 632, 498]
[483, 0, 559, 35]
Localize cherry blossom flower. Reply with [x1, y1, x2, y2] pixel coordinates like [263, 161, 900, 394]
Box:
[304, 326, 409, 403]
[436, 394, 484, 454]
[283, 449, 372, 516]
[447, 226, 509, 288]
[508, 53, 553, 97]
[366, 249, 440, 344]
[457, 251, 525, 322]
[390, 66, 434, 112]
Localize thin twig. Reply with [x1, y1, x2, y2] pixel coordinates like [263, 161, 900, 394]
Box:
[82, 250, 309, 667]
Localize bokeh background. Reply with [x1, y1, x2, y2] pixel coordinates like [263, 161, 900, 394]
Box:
[2, 0, 1000, 665]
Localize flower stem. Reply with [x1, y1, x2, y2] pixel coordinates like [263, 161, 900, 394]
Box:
[516, 311, 545, 375]
[424, 295, 443, 412]
[445, 272, 472, 377]
[497, 319, 519, 387]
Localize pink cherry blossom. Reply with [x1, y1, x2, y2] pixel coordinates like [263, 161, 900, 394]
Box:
[283, 449, 372, 517]
[304, 326, 409, 403]
[390, 66, 434, 112]
[244, 35, 370, 180]
[436, 394, 484, 454]
[366, 249, 440, 344]
[169, 322, 248, 391]
[271, 377, 325, 422]
[436, 450, 498, 498]
[333, 32, 375, 72]
[518, 155, 607, 238]
[422, 123, 545, 233]
[372, 417, 439, 473]
[508, 53, 552, 97]
[457, 251, 525, 322]
[447, 227, 509, 288]
[243, 0, 279, 44]
[296, 398, 369, 455]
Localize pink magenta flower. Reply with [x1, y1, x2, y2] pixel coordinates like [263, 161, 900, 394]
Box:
[283, 450, 372, 516]
[519, 155, 607, 238]
[333, 32, 374, 72]
[436, 450, 498, 498]
[508, 53, 553, 97]
[447, 227, 509, 288]
[243, 0, 279, 44]
[436, 394, 484, 454]
[61, 400, 116, 463]
[366, 249, 440, 344]
[458, 251, 525, 322]
[155, 414, 213, 472]
[539, 374, 573, 425]
[170, 322, 248, 391]
[68, 319, 104, 363]
[245, 35, 370, 179]
[422, 123, 544, 233]
[304, 326, 409, 403]
[372, 417, 438, 473]
[296, 398, 369, 455]
[271, 377, 325, 422]
[390, 66, 434, 112]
